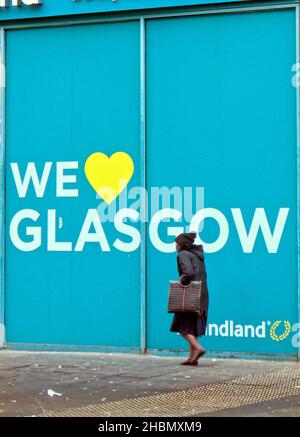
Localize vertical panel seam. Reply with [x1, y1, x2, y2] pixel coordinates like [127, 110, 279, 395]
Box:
[296, 3, 300, 361]
[0, 28, 6, 349]
[140, 18, 147, 354]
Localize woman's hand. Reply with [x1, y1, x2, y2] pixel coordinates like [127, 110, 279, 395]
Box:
[178, 275, 184, 286]
[179, 275, 191, 287]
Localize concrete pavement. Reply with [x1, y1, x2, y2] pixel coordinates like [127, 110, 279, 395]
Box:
[0, 350, 300, 417]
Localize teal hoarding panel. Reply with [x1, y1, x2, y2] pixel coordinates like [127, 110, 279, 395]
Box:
[3, 7, 299, 358]
[146, 10, 298, 356]
[5, 21, 141, 347]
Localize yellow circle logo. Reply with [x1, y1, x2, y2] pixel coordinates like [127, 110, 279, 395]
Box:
[270, 320, 291, 342]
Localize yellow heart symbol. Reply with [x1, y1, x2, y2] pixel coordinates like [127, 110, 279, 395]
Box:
[84, 151, 134, 204]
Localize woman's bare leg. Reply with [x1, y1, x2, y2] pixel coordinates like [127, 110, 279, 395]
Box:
[179, 333, 194, 362]
[189, 344, 194, 360]
[181, 333, 205, 361]
[180, 333, 199, 360]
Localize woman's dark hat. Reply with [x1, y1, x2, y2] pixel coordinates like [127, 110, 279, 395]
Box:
[175, 232, 197, 249]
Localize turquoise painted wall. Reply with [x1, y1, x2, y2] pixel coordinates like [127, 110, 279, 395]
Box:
[5, 21, 142, 348]
[146, 9, 298, 356]
[2, 5, 299, 358]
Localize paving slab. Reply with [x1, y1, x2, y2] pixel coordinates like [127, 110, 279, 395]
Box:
[0, 350, 299, 417]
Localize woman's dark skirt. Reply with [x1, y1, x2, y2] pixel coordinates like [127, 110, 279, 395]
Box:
[170, 312, 207, 337]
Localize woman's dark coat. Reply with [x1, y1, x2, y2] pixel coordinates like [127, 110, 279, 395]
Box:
[170, 244, 209, 337]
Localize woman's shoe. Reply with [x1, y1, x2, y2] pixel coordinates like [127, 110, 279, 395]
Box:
[180, 359, 191, 365]
[190, 349, 206, 364]
[180, 360, 198, 366]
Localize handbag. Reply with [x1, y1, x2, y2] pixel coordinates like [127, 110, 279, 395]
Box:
[168, 280, 202, 314]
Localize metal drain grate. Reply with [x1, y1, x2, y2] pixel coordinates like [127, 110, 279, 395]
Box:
[42, 367, 300, 417]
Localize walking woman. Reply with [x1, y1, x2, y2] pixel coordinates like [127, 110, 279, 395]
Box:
[170, 232, 209, 365]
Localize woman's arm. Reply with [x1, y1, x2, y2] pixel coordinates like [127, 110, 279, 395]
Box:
[178, 251, 194, 286]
